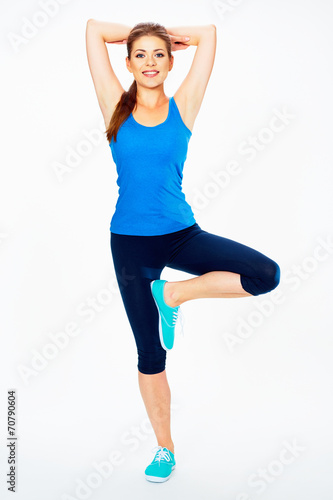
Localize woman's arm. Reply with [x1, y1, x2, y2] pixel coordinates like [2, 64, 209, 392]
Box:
[85, 19, 132, 124]
[166, 24, 217, 128]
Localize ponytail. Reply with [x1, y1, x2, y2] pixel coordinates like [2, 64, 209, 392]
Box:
[106, 79, 137, 144]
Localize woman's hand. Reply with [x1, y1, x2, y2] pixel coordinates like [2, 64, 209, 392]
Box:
[106, 34, 191, 50]
[168, 34, 191, 51]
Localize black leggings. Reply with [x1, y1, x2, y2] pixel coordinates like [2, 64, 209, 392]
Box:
[110, 222, 280, 375]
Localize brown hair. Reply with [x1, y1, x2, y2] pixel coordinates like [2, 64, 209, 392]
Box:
[106, 22, 172, 144]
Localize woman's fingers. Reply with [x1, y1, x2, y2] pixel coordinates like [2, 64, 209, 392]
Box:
[169, 34, 190, 42]
[173, 42, 190, 51]
[169, 34, 190, 52]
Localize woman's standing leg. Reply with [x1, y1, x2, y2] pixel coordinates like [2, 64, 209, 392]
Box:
[110, 231, 175, 454]
[138, 370, 174, 454]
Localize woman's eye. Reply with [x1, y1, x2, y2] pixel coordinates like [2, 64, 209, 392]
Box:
[136, 53, 164, 58]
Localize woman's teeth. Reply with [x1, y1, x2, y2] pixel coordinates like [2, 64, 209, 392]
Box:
[143, 71, 159, 77]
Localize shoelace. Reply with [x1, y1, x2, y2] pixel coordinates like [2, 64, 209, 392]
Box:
[160, 295, 186, 338]
[169, 306, 185, 338]
[176, 307, 185, 338]
[151, 445, 172, 463]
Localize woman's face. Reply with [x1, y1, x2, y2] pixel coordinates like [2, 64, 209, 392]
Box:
[126, 36, 173, 87]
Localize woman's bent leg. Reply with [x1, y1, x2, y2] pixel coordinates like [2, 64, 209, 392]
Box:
[165, 226, 280, 304]
[164, 271, 252, 307]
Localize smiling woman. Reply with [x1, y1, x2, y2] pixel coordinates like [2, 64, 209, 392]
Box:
[85, 20, 215, 139]
[106, 22, 175, 141]
[85, 19, 280, 484]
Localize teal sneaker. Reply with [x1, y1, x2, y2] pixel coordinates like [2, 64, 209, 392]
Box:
[145, 446, 176, 482]
[150, 279, 184, 351]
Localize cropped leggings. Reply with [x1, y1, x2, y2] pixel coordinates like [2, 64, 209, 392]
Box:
[110, 222, 280, 375]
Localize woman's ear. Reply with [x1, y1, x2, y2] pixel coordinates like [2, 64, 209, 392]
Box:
[125, 56, 132, 73]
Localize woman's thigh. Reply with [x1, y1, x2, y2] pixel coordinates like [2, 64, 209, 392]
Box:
[167, 225, 280, 296]
[110, 231, 169, 374]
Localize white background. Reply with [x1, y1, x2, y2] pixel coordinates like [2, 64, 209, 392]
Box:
[1, 0, 333, 499]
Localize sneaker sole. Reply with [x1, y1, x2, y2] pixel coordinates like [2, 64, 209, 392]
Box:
[145, 465, 176, 482]
[150, 280, 173, 351]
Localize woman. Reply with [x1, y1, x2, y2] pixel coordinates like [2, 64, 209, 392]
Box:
[85, 20, 280, 483]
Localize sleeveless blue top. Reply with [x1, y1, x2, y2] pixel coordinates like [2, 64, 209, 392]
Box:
[109, 96, 196, 235]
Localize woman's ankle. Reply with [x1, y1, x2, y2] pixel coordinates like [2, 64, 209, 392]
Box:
[164, 281, 182, 308]
[158, 441, 175, 454]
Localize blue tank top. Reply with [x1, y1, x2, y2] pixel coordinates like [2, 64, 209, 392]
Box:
[109, 96, 196, 235]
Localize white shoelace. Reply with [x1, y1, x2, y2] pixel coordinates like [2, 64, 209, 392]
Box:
[176, 307, 185, 338]
[151, 445, 172, 462]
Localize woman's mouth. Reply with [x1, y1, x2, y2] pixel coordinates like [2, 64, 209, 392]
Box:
[142, 71, 159, 78]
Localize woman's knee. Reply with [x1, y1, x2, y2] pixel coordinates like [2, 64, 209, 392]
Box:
[241, 258, 280, 296]
[137, 348, 166, 375]
[262, 259, 280, 293]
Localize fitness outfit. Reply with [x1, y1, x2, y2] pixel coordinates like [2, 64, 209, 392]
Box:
[109, 96, 280, 374]
[109, 96, 195, 235]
